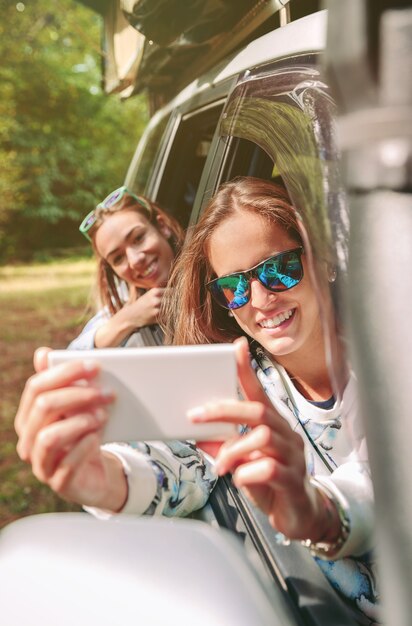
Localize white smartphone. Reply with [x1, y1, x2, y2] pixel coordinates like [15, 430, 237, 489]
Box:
[48, 344, 238, 443]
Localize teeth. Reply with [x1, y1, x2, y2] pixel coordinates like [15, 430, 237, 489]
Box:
[141, 261, 156, 277]
[259, 309, 293, 328]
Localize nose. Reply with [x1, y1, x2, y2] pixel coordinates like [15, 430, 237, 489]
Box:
[126, 246, 146, 269]
[249, 278, 278, 309]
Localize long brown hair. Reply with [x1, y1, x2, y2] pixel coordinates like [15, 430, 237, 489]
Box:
[162, 177, 302, 345]
[90, 192, 184, 315]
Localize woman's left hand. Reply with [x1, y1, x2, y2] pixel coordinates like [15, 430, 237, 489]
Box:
[189, 337, 327, 542]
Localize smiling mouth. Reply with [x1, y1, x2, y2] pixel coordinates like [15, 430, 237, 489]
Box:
[258, 308, 295, 329]
[140, 260, 157, 278]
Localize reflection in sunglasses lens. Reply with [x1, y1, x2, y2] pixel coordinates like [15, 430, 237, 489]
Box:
[208, 249, 303, 310]
[104, 189, 122, 208]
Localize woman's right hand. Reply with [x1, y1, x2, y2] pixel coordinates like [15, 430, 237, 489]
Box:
[189, 338, 341, 544]
[14, 348, 128, 512]
[94, 287, 165, 348]
[125, 287, 165, 328]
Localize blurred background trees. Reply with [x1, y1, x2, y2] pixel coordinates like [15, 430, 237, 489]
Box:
[0, 0, 149, 262]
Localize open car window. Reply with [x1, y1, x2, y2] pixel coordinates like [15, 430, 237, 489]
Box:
[214, 52, 349, 400]
[154, 102, 225, 228]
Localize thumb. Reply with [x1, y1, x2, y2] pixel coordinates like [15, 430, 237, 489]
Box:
[234, 337, 272, 407]
[33, 346, 52, 373]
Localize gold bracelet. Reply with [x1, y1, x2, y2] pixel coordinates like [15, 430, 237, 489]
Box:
[301, 480, 351, 560]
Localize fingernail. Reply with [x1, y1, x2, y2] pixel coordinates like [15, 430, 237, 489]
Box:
[95, 408, 108, 423]
[16, 441, 28, 462]
[100, 387, 115, 400]
[235, 336, 249, 352]
[234, 336, 247, 345]
[186, 406, 206, 421]
[83, 360, 99, 372]
[214, 461, 226, 476]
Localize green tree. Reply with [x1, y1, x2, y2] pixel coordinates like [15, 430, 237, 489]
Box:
[0, 0, 149, 261]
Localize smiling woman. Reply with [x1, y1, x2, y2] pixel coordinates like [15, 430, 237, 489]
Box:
[163, 176, 379, 622]
[12, 186, 216, 530]
[95, 210, 174, 290]
[69, 186, 184, 349]
[208, 214, 326, 382]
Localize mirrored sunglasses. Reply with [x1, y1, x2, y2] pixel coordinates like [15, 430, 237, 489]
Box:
[207, 247, 304, 310]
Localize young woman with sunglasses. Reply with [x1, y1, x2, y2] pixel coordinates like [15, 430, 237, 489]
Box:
[13, 188, 215, 522]
[69, 186, 184, 350]
[163, 177, 378, 622]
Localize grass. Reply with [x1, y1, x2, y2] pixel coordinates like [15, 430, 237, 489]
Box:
[0, 257, 96, 528]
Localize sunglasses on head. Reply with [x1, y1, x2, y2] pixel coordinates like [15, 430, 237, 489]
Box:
[79, 186, 152, 241]
[207, 247, 304, 310]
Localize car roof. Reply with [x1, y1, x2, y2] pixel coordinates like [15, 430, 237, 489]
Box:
[162, 10, 327, 116]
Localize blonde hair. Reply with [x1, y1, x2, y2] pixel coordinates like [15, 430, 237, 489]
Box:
[162, 177, 302, 345]
[90, 192, 184, 315]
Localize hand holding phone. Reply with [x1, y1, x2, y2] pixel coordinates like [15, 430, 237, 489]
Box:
[48, 344, 238, 443]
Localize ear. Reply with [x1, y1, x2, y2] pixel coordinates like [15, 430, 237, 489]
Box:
[156, 215, 172, 239]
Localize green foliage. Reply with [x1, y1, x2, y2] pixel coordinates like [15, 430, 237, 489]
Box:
[0, 0, 149, 262]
